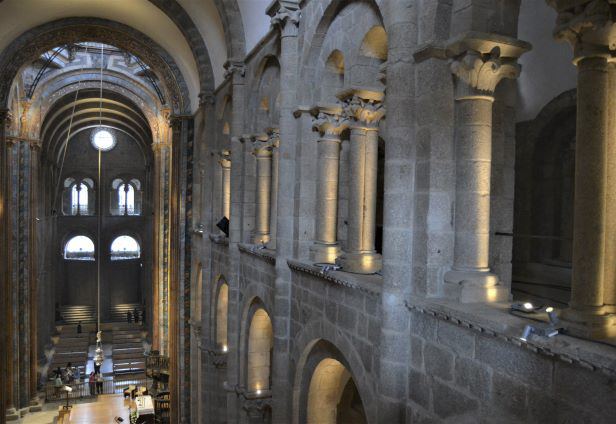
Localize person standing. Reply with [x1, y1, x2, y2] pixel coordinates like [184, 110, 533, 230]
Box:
[127, 310, 132, 323]
[133, 307, 139, 324]
[77, 321, 82, 334]
[96, 372, 103, 394]
[88, 372, 96, 396]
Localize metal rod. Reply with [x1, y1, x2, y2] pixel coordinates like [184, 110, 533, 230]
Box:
[494, 232, 572, 241]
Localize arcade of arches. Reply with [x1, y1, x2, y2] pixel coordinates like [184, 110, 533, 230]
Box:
[1, 1, 616, 423]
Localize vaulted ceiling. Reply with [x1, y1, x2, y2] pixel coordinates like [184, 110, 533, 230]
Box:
[0, 0, 272, 112]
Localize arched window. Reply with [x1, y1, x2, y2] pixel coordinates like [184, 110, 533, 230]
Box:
[111, 178, 141, 216]
[110, 235, 140, 260]
[63, 178, 94, 216]
[64, 235, 95, 260]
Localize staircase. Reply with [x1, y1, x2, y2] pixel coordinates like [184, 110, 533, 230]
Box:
[110, 303, 143, 322]
[112, 323, 145, 375]
[59, 305, 96, 324]
[49, 325, 89, 379]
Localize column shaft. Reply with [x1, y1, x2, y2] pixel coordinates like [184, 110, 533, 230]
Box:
[315, 138, 341, 245]
[606, 63, 616, 311]
[570, 57, 608, 310]
[253, 149, 272, 244]
[222, 163, 231, 219]
[452, 97, 493, 272]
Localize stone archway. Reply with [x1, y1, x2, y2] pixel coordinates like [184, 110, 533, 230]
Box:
[0, 18, 193, 113]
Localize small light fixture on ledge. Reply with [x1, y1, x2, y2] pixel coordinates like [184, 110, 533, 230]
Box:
[222, 344, 228, 353]
[314, 263, 341, 275]
[256, 389, 262, 395]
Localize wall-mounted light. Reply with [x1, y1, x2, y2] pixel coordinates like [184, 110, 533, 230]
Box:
[222, 344, 228, 353]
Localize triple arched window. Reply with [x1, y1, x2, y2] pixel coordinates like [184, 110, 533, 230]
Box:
[111, 178, 142, 216]
[63, 178, 94, 216]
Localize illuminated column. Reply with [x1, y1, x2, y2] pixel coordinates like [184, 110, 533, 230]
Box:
[218, 150, 231, 220]
[337, 89, 384, 274]
[267, 128, 279, 249]
[547, 0, 616, 336]
[253, 135, 272, 245]
[444, 38, 528, 302]
[309, 104, 348, 264]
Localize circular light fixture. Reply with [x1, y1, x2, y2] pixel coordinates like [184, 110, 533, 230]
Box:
[91, 128, 116, 151]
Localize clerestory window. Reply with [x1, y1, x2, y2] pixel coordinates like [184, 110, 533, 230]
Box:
[64, 235, 95, 260]
[110, 235, 140, 260]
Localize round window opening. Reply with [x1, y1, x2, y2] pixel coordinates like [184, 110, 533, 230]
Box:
[91, 128, 116, 151]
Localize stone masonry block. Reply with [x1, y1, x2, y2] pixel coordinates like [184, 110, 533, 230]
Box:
[409, 369, 432, 410]
[437, 320, 475, 357]
[491, 371, 527, 421]
[454, 356, 491, 400]
[432, 380, 479, 420]
[424, 342, 454, 381]
[475, 335, 553, 390]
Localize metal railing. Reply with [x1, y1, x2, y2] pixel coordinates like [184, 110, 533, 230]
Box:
[44, 376, 152, 402]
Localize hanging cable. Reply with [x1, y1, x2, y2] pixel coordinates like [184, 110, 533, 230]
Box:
[51, 45, 89, 213]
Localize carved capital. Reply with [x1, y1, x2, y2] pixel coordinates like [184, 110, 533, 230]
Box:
[266, 127, 280, 148]
[310, 104, 349, 138]
[547, 0, 616, 54]
[337, 88, 385, 129]
[267, 1, 301, 37]
[242, 397, 272, 419]
[450, 49, 520, 99]
[218, 149, 231, 168]
[224, 60, 246, 80]
[199, 91, 215, 107]
[253, 134, 272, 158]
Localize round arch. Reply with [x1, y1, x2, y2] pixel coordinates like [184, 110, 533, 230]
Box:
[0, 18, 192, 114]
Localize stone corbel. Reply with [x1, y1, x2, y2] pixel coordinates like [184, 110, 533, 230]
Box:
[198, 91, 215, 108]
[267, 0, 301, 37]
[242, 396, 273, 420]
[310, 104, 349, 137]
[337, 88, 385, 129]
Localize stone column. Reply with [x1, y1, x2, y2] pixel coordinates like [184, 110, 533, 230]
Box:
[219, 150, 231, 220]
[252, 135, 273, 245]
[547, 0, 616, 336]
[337, 89, 384, 274]
[309, 104, 348, 264]
[0, 109, 11, 422]
[267, 1, 301, 422]
[443, 37, 529, 302]
[267, 128, 279, 249]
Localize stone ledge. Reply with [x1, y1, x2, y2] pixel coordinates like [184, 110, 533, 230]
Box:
[208, 233, 229, 246]
[287, 258, 382, 296]
[238, 243, 276, 264]
[405, 298, 616, 378]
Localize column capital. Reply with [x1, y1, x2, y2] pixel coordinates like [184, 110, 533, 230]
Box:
[152, 141, 170, 152]
[310, 104, 349, 138]
[218, 149, 231, 168]
[547, 0, 616, 60]
[267, 0, 301, 37]
[223, 60, 246, 81]
[447, 32, 530, 99]
[266, 127, 280, 148]
[198, 91, 215, 107]
[253, 134, 273, 157]
[337, 88, 385, 130]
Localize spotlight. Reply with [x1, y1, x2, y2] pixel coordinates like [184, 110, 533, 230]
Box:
[222, 345, 228, 353]
[256, 389, 262, 395]
[523, 302, 533, 310]
[520, 324, 535, 342]
[545, 306, 554, 313]
[511, 301, 541, 314]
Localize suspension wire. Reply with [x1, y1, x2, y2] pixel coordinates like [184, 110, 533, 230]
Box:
[51, 45, 89, 214]
[97, 43, 104, 333]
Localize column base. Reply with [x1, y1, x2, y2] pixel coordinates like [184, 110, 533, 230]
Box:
[5, 408, 19, 421]
[444, 270, 509, 303]
[309, 242, 341, 264]
[560, 308, 616, 339]
[252, 233, 270, 245]
[29, 397, 43, 412]
[338, 251, 382, 274]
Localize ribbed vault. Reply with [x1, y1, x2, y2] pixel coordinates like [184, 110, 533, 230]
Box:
[42, 88, 152, 163]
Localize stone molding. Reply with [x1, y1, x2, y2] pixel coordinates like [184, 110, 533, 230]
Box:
[238, 243, 276, 264]
[310, 104, 349, 138]
[266, 127, 280, 148]
[241, 395, 273, 419]
[252, 133, 273, 157]
[337, 88, 385, 130]
[450, 49, 521, 99]
[405, 299, 616, 379]
[209, 233, 229, 245]
[218, 149, 231, 168]
[287, 259, 382, 296]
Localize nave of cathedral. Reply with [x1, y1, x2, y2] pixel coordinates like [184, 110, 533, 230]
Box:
[0, 0, 616, 423]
